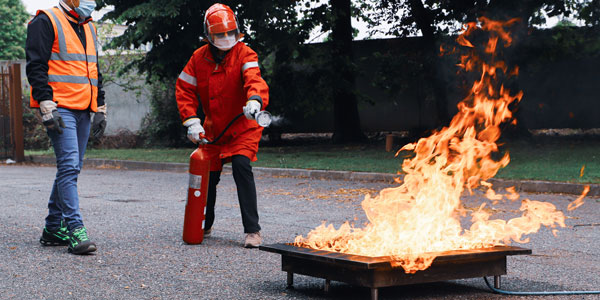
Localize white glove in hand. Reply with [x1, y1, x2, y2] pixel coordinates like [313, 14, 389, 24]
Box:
[39, 100, 57, 115]
[39, 100, 65, 134]
[243, 100, 261, 120]
[183, 118, 205, 144]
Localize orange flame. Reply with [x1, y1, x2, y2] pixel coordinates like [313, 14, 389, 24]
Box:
[568, 185, 590, 211]
[505, 186, 520, 201]
[295, 18, 583, 274]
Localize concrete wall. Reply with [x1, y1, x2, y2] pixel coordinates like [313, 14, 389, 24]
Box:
[518, 57, 600, 129]
[101, 80, 150, 134]
[278, 36, 600, 133]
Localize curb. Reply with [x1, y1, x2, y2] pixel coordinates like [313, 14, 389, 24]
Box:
[28, 156, 598, 197]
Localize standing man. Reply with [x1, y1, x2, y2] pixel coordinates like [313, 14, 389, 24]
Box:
[176, 3, 269, 248]
[26, 0, 107, 255]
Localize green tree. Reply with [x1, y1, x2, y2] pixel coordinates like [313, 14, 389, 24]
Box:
[97, 0, 314, 146]
[98, 0, 371, 144]
[0, 0, 29, 60]
[578, 0, 600, 27]
[330, 0, 366, 142]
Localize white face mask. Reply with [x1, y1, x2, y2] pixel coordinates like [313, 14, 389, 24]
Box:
[213, 35, 238, 51]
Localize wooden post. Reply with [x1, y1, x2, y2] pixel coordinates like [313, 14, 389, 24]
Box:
[9, 63, 24, 162]
[385, 134, 394, 152]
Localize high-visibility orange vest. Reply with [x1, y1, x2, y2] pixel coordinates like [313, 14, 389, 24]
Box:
[30, 7, 99, 112]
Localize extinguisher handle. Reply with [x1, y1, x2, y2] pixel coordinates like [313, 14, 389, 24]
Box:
[197, 133, 209, 145]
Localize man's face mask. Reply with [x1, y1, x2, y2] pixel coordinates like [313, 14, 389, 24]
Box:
[212, 30, 238, 51]
[74, 0, 96, 19]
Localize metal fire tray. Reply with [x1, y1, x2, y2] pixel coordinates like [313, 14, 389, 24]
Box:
[259, 243, 531, 300]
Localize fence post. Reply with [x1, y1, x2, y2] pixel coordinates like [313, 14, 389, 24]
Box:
[9, 63, 24, 162]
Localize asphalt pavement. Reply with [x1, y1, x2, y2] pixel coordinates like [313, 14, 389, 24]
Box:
[0, 164, 598, 299]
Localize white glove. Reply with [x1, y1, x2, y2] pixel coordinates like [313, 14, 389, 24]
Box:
[183, 118, 205, 144]
[39, 100, 65, 133]
[39, 100, 57, 115]
[243, 100, 261, 120]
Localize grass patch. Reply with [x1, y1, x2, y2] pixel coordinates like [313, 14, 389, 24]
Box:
[26, 140, 600, 184]
[26, 148, 192, 163]
[255, 145, 403, 173]
[496, 141, 600, 184]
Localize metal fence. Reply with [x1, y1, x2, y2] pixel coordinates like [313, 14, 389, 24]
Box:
[0, 63, 24, 162]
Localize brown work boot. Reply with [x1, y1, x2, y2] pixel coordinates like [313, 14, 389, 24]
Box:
[244, 232, 261, 248]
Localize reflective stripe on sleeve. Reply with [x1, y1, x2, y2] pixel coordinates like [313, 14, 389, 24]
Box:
[178, 71, 197, 86]
[242, 61, 259, 72]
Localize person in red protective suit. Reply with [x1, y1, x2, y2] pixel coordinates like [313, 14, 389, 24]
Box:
[175, 3, 269, 248]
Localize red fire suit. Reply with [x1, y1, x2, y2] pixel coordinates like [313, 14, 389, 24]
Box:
[176, 42, 269, 171]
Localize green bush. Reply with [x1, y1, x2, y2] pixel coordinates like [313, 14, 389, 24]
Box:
[137, 77, 190, 147]
[21, 93, 51, 150]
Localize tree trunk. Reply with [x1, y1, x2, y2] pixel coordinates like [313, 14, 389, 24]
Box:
[487, 0, 535, 139]
[408, 0, 450, 129]
[330, 0, 365, 143]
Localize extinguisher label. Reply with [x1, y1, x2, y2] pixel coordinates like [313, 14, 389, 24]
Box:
[189, 174, 203, 189]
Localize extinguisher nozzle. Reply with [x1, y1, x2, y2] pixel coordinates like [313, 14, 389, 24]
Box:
[255, 111, 272, 127]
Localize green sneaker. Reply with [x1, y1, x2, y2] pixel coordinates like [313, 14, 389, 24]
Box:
[40, 220, 69, 246]
[67, 227, 97, 254]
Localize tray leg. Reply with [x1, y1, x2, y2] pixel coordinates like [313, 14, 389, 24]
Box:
[371, 288, 378, 300]
[324, 279, 330, 293]
[287, 272, 294, 289]
[494, 275, 501, 289]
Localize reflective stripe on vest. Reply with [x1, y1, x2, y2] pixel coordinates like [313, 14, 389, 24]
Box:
[30, 7, 99, 111]
[47, 9, 98, 63]
[48, 75, 99, 86]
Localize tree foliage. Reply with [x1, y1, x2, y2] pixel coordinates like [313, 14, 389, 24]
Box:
[98, 0, 371, 144]
[578, 0, 600, 26]
[0, 0, 29, 60]
[97, 0, 314, 80]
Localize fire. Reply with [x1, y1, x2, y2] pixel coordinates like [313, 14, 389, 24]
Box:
[295, 18, 586, 273]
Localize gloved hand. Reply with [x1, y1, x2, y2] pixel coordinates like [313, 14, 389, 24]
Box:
[39, 100, 65, 134]
[243, 100, 261, 120]
[91, 104, 107, 140]
[183, 118, 205, 144]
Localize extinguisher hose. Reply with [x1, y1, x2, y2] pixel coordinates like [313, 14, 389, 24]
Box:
[483, 277, 600, 295]
[205, 113, 244, 145]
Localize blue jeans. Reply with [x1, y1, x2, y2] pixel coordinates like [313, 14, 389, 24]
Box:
[45, 108, 90, 231]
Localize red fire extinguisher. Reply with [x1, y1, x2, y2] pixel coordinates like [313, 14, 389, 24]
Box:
[182, 111, 272, 244]
[182, 147, 210, 244]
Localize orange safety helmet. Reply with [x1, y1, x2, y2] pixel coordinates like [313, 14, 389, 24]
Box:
[203, 3, 241, 50]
